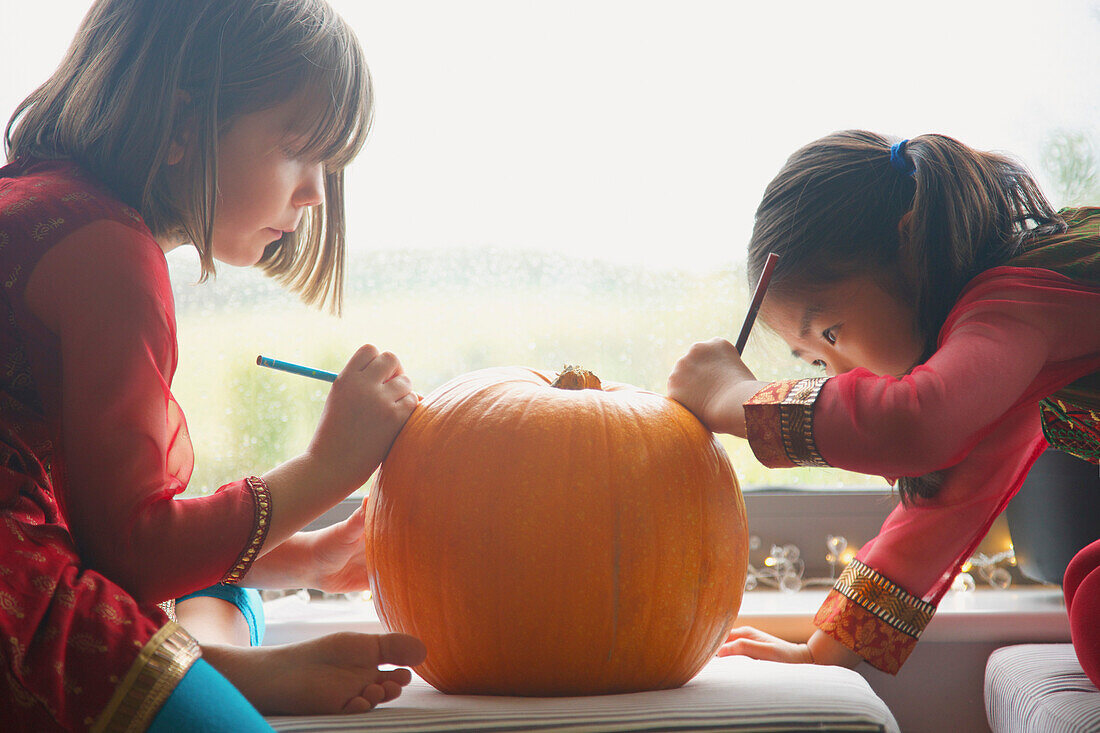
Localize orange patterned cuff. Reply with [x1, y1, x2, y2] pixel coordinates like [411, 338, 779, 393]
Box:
[219, 476, 272, 585]
[744, 377, 830, 468]
[813, 559, 936, 674]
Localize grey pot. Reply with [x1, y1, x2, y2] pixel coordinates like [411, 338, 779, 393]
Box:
[1005, 448, 1100, 586]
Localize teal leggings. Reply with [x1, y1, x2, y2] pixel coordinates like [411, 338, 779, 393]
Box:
[178, 584, 266, 646]
[147, 585, 272, 732]
[147, 658, 272, 732]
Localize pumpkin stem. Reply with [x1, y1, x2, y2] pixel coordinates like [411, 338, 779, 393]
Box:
[551, 365, 602, 390]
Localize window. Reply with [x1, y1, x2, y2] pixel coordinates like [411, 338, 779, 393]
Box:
[6, 1, 1099, 496]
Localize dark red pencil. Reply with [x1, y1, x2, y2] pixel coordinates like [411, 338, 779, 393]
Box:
[734, 252, 779, 354]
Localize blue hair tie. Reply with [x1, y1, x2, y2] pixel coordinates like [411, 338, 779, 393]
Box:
[889, 139, 916, 177]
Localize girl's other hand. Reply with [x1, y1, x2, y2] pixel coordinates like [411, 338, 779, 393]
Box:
[667, 337, 764, 438]
[307, 497, 372, 594]
[307, 344, 418, 493]
[717, 626, 814, 664]
[234, 498, 373, 591]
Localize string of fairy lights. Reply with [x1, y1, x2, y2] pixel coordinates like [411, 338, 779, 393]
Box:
[744, 535, 1019, 593]
[266, 534, 1021, 606]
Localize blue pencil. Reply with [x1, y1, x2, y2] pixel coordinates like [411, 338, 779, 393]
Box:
[256, 355, 338, 383]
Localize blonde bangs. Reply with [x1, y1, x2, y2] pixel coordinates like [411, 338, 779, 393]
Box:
[293, 29, 373, 172]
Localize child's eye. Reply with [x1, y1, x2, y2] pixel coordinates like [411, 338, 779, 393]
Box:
[278, 136, 320, 163]
[822, 328, 837, 345]
[811, 359, 826, 369]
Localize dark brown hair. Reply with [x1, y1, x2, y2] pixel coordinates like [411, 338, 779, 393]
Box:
[5, 0, 372, 314]
[747, 130, 1065, 503]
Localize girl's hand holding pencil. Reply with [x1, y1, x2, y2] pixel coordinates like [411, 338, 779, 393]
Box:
[666, 253, 778, 438]
[263, 345, 419, 494]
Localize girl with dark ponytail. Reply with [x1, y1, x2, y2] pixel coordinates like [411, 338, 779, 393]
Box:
[669, 130, 1100, 684]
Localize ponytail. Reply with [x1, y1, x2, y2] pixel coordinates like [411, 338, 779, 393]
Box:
[899, 134, 1064, 349]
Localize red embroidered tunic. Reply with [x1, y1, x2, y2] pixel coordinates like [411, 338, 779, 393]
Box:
[744, 208, 1100, 674]
[0, 159, 269, 730]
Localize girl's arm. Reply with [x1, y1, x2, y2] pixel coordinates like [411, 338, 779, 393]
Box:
[239, 498, 372, 593]
[27, 221, 412, 602]
[254, 341, 415, 553]
[717, 626, 862, 668]
[671, 269, 1100, 476]
[752, 269, 1100, 477]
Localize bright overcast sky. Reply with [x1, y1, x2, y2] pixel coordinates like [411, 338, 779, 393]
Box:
[3, 0, 1099, 270]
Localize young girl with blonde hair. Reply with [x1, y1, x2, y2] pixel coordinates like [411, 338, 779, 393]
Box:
[1, 0, 426, 729]
[669, 130, 1100, 685]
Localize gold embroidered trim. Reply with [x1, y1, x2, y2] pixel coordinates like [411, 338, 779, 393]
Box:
[91, 621, 200, 733]
[156, 599, 176, 622]
[833, 559, 935, 638]
[745, 378, 832, 468]
[776, 377, 829, 467]
[220, 476, 272, 585]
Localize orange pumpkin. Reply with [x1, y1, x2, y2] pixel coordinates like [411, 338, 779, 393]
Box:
[365, 366, 749, 696]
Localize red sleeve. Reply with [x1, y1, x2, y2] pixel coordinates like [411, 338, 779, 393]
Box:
[41, 221, 269, 603]
[814, 267, 1100, 477]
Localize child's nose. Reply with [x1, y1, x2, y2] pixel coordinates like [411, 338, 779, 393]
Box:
[293, 163, 325, 208]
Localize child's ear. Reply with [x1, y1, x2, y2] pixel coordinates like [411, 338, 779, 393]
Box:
[166, 90, 194, 166]
[166, 143, 185, 166]
[897, 210, 914, 239]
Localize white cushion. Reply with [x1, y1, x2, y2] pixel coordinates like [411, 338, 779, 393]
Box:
[267, 655, 898, 732]
[985, 644, 1100, 733]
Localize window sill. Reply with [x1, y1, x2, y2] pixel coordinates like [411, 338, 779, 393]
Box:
[734, 586, 1070, 644]
[261, 584, 1070, 647]
[263, 593, 383, 646]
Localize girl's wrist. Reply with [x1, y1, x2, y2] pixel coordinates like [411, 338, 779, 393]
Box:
[255, 453, 360, 551]
[720, 379, 767, 438]
[290, 529, 329, 591]
[298, 448, 361, 497]
[806, 629, 862, 669]
[238, 531, 314, 589]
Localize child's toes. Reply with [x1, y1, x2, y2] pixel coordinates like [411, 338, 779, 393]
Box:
[378, 667, 412, 687]
[375, 633, 427, 668]
[361, 682, 387, 708]
[341, 695, 373, 715]
[380, 679, 404, 703]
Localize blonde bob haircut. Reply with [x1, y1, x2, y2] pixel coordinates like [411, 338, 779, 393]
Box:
[4, 0, 372, 314]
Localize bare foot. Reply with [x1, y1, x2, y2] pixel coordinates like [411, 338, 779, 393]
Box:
[202, 632, 427, 715]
